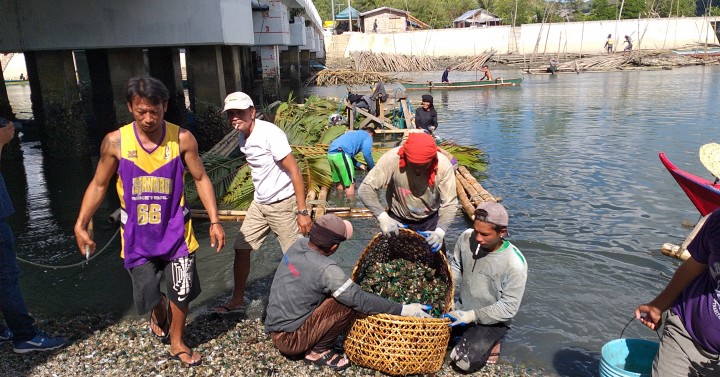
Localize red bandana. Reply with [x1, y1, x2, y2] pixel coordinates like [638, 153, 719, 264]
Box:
[397, 133, 438, 186]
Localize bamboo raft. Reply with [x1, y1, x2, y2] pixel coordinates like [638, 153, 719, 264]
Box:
[191, 164, 497, 223]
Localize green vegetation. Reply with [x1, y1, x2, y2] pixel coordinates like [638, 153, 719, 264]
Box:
[313, 0, 702, 28]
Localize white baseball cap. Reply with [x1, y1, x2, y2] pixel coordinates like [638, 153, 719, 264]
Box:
[222, 92, 254, 112]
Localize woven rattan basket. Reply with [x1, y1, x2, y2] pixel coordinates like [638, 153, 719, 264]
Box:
[344, 229, 453, 376]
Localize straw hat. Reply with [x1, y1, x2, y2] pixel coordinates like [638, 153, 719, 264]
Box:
[699, 143, 720, 179]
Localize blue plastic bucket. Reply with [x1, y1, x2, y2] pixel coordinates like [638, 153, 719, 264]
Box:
[600, 339, 659, 377]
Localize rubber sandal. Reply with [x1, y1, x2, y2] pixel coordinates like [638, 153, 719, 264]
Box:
[213, 304, 243, 314]
[149, 295, 170, 341]
[169, 350, 202, 367]
[304, 349, 351, 372]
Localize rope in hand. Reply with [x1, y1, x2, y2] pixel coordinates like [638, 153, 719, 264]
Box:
[15, 227, 120, 270]
[620, 315, 661, 340]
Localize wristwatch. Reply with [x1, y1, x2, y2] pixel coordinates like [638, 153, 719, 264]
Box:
[296, 209, 309, 216]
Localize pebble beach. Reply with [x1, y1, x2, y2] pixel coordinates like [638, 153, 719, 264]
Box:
[0, 312, 547, 377]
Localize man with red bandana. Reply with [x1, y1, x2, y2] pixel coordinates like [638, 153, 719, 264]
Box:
[358, 132, 458, 252]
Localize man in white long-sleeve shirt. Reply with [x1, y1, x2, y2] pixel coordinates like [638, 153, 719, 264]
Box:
[443, 202, 527, 372]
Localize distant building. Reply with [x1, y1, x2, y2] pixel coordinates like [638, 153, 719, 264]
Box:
[453, 9, 501, 28]
[360, 7, 428, 33]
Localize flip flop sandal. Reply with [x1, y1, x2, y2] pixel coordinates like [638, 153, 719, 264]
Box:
[304, 349, 351, 372]
[213, 304, 244, 314]
[169, 350, 202, 367]
[149, 294, 170, 341]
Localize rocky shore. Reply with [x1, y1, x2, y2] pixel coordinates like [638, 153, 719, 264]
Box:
[0, 312, 546, 376]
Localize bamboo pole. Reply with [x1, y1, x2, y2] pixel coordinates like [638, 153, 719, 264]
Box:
[456, 176, 476, 220]
[458, 166, 497, 202]
[315, 186, 330, 217]
[455, 170, 481, 206]
[306, 189, 317, 219]
[661, 243, 690, 261]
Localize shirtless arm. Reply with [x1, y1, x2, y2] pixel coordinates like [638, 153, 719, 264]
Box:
[180, 129, 225, 252]
[74, 131, 120, 256]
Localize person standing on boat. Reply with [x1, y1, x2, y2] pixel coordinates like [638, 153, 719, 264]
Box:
[443, 202, 527, 372]
[414, 94, 438, 134]
[635, 208, 720, 376]
[604, 34, 614, 54]
[623, 35, 633, 52]
[441, 67, 451, 83]
[479, 65, 493, 81]
[216, 91, 312, 314]
[0, 120, 68, 354]
[358, 132, 457, 253]
[265, 214, 431, 372]
[326, 127, 376, 199]
[74, 76, 226, 367]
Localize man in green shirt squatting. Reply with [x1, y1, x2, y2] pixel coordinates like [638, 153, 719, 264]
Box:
[443, 202, 528, 372]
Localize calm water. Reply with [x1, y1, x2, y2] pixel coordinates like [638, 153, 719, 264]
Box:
[5, 66, 719, 376]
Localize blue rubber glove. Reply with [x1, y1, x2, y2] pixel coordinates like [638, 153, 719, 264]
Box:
[401, 303, 432, 318]
[417, 228, 445, 252]
[441, 310, 476, 327]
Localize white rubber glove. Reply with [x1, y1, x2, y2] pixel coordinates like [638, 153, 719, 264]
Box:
[377, 212, 405, 236]
[401, 303, 432, 318]
[418, 228, 445, 252]
[441, 310, 476, 327]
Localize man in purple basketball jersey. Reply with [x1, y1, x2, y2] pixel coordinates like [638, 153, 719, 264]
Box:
[636, 209, 720, 376]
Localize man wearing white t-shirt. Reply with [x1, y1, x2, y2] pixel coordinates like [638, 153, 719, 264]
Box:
[215, 92, 312, 313]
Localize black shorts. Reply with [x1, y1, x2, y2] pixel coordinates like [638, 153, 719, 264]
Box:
[128, 253, 201, 314]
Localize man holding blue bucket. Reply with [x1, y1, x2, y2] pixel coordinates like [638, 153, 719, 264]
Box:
[635, 209, 720, 376]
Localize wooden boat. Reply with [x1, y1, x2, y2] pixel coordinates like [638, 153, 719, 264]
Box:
[660, 152, 720, 216]
[402, 77, 523, 90]
[671, 47, 720, 57]
[4, 79, 29, 86]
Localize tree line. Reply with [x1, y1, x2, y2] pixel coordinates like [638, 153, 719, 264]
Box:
[313, 0, 715, 29]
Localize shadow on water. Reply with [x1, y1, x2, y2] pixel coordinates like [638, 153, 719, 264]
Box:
[553, 347, 600, 377]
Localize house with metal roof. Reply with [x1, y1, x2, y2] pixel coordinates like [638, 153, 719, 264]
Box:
[453, 9, 501, 28]
[359, 6, 428, 33]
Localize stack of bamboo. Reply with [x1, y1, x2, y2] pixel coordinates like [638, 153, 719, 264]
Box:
[308, 69, 398, 87]
[350, 51, 437, 72]
[455, 166, 497, 219]
[454, 50, 497, 71]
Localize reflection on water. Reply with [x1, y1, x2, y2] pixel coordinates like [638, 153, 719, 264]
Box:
[6, 66, 720, 376]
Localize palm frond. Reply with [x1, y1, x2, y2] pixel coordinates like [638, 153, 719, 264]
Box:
[184, 153, 246, 205]
[220, 163, 255, 210]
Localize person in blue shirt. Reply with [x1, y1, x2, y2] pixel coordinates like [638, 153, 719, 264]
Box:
[327, 127, 375, 199]
[441, 67, 451, 83]
[0, 120, 67, 353]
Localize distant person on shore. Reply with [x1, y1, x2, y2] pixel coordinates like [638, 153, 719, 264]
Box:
[623, 35, 633, 52]
[265, 214, 432, 372]
[634, 208, 720, 376]
[327, 127, 375, 199]
[18, 73, 24, 80]
[443, 202, 527, 372]
[0, 119, 68, 354]
[480, 65, 493, 81]
[604, 34, 614, 54]
[441, 67, 451, 83]
[373, 19, 378, 33]
[216, 91, 312, 314]
[74, 76, 226, 367]
[548, 58, 559, 75]
[414, 94, 438, 134]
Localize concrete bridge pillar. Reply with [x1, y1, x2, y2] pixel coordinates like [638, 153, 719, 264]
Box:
[148, 47, 186, 127]
[287, 46, 301, 87]
[186, 45, 226, 112]
[299, 49, 310, 79]
[85, 49, 117, 139]
[239, 47, 255, 94]
[259, 45, 280, 104]
[221, 46, 242, 94]
[0, 68, 21, 163]
[107, 49, 145, 125]
[24, 50, 86, 156]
